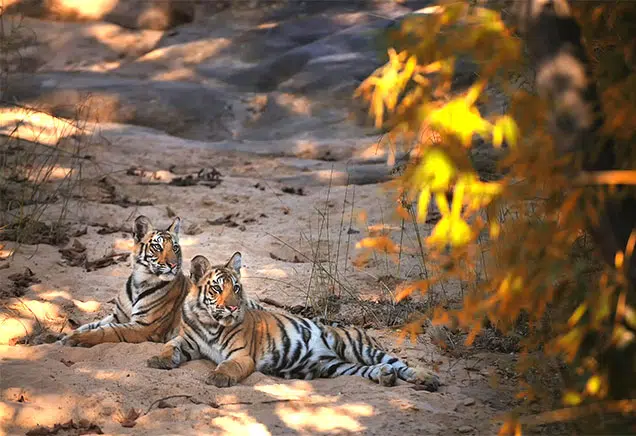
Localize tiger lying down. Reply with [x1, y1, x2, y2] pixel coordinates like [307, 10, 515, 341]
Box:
[147, 252, 441, 391]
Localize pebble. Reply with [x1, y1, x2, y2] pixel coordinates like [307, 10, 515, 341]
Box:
[463, 398, 475, 406]
[458, 426, 473, 433]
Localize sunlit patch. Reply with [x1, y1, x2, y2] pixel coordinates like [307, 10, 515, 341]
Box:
[151, 68, 197, 82]
[179, 237, 198, 247]
[0, 317, 33, 345]
[276, 403, 373, 433]
[253, 268, 288, 279]
[22, 165, 73, 183]
[114, 239, 134, 251]
[37, 289, 73, 301]
[50, 0, 118, 20]
[73, 300, 101, 313]
[210, 410, 271, 436]
[0, 247, 14, 259]
[277, 94, 311, 115]
[8, 299, 62, 321]
[254, 381, 332, 403]
[257, 22, 278, 29]
[0, 109, 85, 146]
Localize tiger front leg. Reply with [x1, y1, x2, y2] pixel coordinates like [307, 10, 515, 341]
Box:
[206, 355, 255, 388]
[147, 336, 198, 370]
[57, 321, 151, 347]
[56, 314, 117, 345]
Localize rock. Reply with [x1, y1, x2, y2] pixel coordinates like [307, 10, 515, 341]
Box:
[458, 426, 474, 434]
[463, 398, 476, 406]
[3, 72, 238, 141]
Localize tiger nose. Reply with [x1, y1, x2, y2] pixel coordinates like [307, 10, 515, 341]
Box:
[168, 262, 178, 269]
[228, 305, 238, 312]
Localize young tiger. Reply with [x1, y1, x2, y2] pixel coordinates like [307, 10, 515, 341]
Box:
[57, 215, 190, 347]
[147, 252, 441, 391]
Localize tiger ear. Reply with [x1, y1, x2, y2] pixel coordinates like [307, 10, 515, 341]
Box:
[225, 251, 242, 276]
[167, 217, 181, 238]
[190, 255, 211, 283]
[133, 215, 153, 243]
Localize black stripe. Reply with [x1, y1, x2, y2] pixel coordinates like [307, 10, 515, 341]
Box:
[125, 276, 133, 303]
[325, 361, 346, 376]
[220, 324, 242, 349]
[301, 327, 312, 345]
[133, 298, 164, 317]
[226, 345, 246, 358]
[343, 364, 360, 375]
[344, 330, 364, 363]
[182, 348, 192, 361]
[295, 349, 312, 369]
[112, 326, 124, 342]
[387, 357, 398, 365]
[355, 329, 366, 363]
[134, 280, 170, 305]
[184, 332, 201, 353]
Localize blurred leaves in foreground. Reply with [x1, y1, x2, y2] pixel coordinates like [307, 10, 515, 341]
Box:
[355, 0, 636, 433]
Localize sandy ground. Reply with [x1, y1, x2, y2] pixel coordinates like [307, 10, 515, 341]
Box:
[1, 3, 519, 435]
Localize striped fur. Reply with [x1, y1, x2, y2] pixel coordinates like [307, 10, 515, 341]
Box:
[57, 215, 190, 347]
[147, 252, 441, 391]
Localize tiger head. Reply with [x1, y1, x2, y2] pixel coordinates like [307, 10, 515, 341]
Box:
[190, 252, 245, 326]
[132, 215, 182, 280]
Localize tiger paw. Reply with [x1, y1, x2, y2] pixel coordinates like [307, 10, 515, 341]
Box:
[205, 371, 237, 388]
[378, 364, 397, 387]
[55, 333, 83, 347]
[147, 355, 176, 370]
[410, 368, 441, 392]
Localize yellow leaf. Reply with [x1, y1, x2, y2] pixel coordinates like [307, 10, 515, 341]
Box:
[417, 187, 431, 222]
[567, 303, 587, 328]
[427, 215, 474, 248]
[562, 391, 583, 406]
[586, 375, 602, 395]
[493, 115, 519, 148]
[428, 99, 491, 146]
[412, 148, 457, 193]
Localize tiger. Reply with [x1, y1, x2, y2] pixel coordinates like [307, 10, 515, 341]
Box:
[57, 215, 190, 347]
[146, 252, 441, 391]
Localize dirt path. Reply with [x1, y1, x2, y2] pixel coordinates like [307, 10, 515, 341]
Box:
[1, 2, 516, 435]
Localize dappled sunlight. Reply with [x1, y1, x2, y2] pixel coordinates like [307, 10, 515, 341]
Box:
[276, 94, 312, 116]
[4, 299, 62, 322]
[255, 381, 330, 403]
[24, 165, 74, 183]
[253, 267, 289, 279]
[137, 38, 231, 66]
[276, 402, 374, 433]
[0, 247, 14, 260]
[151, 68, 198, 82]
[49, 0, 118, 20]
[210, 410, 271, 436]
[0, 317, 33, 345]
[76, 368, 127, 381]
[85, 23, 163, 53]
[0, 109, 85, 146]
[0, 393, 76, 431]
[113, 238, 134, 251]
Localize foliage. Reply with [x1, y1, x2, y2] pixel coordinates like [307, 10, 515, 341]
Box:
[355, 0, 636, 433]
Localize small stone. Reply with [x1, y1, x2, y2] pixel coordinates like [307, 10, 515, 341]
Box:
[463, 398, 475, 406]
[458, 426, 473, 433]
